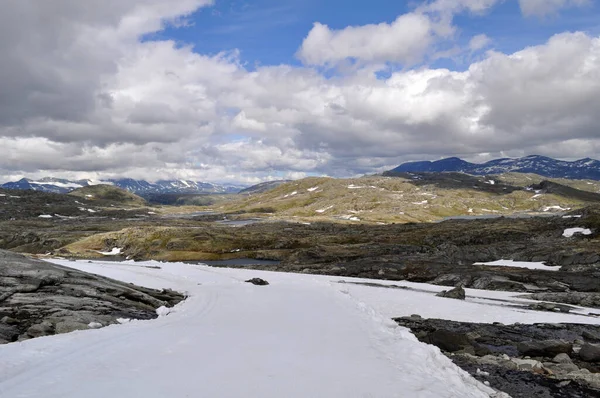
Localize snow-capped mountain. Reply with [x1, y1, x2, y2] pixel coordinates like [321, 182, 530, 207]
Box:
[0, 178, 99, 194]
[108, 179, 244, 194]
[391, 155, 600, 180]
[0, 177, 244, 195]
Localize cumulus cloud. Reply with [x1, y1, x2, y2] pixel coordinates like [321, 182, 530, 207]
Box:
[297, 13, 438, 66]
[1, 1, 600, 184]
[518, 0, 590, 17]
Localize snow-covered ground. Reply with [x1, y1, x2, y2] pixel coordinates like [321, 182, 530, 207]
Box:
[473, 259, 561, 271]
[563, 227, 592, 237]
[4, 260, 600, 398]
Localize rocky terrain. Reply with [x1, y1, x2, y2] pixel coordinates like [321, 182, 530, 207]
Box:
[39, 205, 599, 307]
[3, 175, 600, 394]
[0, 250, 183, 344]
[396, 316, 600, 397]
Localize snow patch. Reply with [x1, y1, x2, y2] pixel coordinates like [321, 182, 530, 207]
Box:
[563, 228, 592, 238]
[412, 200, 428, 205]
[543, 205, 570, 212]
[98, 248, 122, 256]
[156, 306, 172, 317]
[474, 259, 561, 271]
[315, 205, 334, 213]
[339, 215, 361, 221]
[307, 187, 319, 192]
[562, 215, 582, 219]
[87, 322, 103, 329]
[38, 215, 53, 218]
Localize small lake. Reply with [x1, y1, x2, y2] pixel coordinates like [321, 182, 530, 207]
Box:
[216, 218, 264, 226]
[191, 258, 281, 267]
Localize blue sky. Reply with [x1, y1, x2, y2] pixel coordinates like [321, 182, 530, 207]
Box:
[150, 0, 600, 70]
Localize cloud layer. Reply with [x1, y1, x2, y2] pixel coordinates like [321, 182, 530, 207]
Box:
[1, 0, 599, 184]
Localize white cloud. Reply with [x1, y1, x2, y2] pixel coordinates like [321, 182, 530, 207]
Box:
[418, 0, 502, 14]
[468, 34, 492, 51]
[518, 0, 590, 17]
[1, 1, 600, 185]
[297, 13, 438, 66]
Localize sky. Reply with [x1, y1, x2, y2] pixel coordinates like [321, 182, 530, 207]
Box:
[1, 0, 599, 184]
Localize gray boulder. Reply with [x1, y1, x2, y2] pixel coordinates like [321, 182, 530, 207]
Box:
[579, 343, 600, 362]
[436, 286, 466, 300]
[517, 340, 573, 357]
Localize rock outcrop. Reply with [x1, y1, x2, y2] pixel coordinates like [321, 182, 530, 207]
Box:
[0, 250, 184, 344]
[436, 286, 466, 300]
[395, 316, 600, 396]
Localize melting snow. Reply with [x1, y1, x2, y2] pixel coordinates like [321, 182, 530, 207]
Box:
[307, 187, 319, 192]
[340, 215, 361, 221]
[563, 228, 592, 238]
[315, 205, 334, 213]
[85, 195, 94, 198]
[543, 206, 570, 212]
[283, 191, 298, 198]
[347, 184, 367, 189]
[0, 259, 518, 398]
[38, 215, 53, 219]
[98, 247, 123, 256]
[474, 260, 561, 271]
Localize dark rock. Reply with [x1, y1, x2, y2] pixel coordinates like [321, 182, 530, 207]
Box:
[245, 278, 269, 286]
[0, 250, 184, 344]
[436, 285, 466, 300]
[517, 340, 573, 357]
[579, 344, 600, 362]
[426, 330, 472, 352]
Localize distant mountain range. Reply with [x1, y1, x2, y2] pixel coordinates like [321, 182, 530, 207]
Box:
[389, 155, 600, 180]
[1, 177, 245, 195]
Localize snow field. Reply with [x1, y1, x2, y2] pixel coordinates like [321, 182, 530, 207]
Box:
[6, 259, 600, 397]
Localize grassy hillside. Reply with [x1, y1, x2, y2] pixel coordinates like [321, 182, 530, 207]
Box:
[216, 174, 599, 223]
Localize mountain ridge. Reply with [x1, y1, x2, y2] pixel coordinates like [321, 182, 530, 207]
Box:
[0, 177, 245, 195]
[389, 155, 600, 180]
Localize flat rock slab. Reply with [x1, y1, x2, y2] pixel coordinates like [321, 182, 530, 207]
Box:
[0, 250, 183, 343]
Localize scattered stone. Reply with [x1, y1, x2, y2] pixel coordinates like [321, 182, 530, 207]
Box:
[436, 286, 466, 300]
[553, 353, 573, 364]
[54, 321, 88, 334]
[511, 358, 543, 371]
[517, 340, 573, 357]
[245, 278, 269, 286]
[26, 321, 54, 338]
[579, 344, 600, 362]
